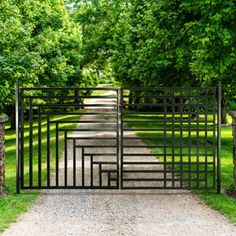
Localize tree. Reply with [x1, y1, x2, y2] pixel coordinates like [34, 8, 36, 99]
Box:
[110, 0, 235, 122]
[1, 0, 235, 124]
[0, 0, 90, 127]
[182, 0, 236, 123]
[72, 0, 125, 78]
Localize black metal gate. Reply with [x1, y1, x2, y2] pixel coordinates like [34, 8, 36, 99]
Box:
[120, 86, 221, 191]
[16, 87, 120, 192]
[16, 85, 221, 193]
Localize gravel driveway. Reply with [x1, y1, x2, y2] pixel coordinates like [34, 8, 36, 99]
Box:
[3, 91, 236, 236]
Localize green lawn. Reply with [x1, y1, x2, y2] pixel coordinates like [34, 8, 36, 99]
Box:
[1, 100, 236, 232]
[197, 125, 236, 223]
[125, 113, 236, 224]
[0, 87, 109, 232]
[0, 113, 79, 233]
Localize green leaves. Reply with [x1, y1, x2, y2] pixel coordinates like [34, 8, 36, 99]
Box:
[0, 0, 235, 116]
[0, 0, 85, 113]
[109, 0, 235, 97]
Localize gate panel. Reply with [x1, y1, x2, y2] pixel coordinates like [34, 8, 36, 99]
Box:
[17, 86, 220, 192]
[17, 87, 119, 191]
[120, 87, 218, 190]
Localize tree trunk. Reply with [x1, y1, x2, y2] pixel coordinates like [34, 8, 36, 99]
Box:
[134, 90, 141, 110]
[128, 91, 134, 110]
[6, 105, 16, 130]
[74, 89, 83, 109]
[221, 99, 228, 124]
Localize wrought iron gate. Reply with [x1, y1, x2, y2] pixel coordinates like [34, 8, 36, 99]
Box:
[16, 85, 221, 193]
[16, 87, 120, 192]
[120, 87, 221, 191]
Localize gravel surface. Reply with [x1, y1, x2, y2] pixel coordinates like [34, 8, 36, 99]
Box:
[3, 91, 236, 236]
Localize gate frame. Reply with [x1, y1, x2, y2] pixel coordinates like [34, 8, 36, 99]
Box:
[119, 84, 221, 192]
[217, 81, 222, 193]
[16, 82, 222, 193]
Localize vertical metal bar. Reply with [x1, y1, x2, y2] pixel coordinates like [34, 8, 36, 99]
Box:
[73, 139, 76, 187]
[38, 106, 42, 188]
[117, 89, 120, 189]
[188, 88, 191, 189]
[180, 88, 183, 188]
[217, 81, 222, 193]
[99, 164, 102, 187]
[55, 122, 59, 187]
[47, 115, 50, 187]
[171, 89, 175, 188]
[108, 172, 111, 187]
[90, 155, 93, 187]
[20, 89, 24, 189]
[120, 88, 124, 189]
[205, 146, 208, 188]
[82, 147, 85, 187]
[204, 90, 209, 188]
[64, 131, 67, 187]
[196, 88, 200, 189]
[29, 98, 33, 188]
[16, 80, 20, 193]
[163, 90, 167, 188]
[212, 88, 217, 189]
[204, 89, 209, 189]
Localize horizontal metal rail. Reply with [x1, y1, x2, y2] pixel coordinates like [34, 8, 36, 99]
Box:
[23, 95, 119, 99]
[123, 170, 214, 173]
[122, 87, 216, 90]
[122, 161, 214, 165]
[21, 87, 119, 91]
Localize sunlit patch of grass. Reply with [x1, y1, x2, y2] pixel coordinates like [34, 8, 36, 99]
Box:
[91, 84, 115, 96]
[0, 113, 80, 232]
[127, 114, 236, 224]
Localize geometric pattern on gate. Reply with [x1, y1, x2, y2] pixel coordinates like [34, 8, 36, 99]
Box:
[16, 86, 220, 192]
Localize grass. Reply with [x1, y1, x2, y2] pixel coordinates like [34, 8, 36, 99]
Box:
[1, 88, 235, 231]
[0, 112, 80, 233]
[125, 113, 236, 224]
[196, 125, 236, 223]
[0, 86, 107, 232]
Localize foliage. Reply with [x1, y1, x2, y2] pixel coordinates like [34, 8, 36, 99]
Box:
[0, 0, 86, 113]
[0, 0, 235, 118]
[72, 0, 123, 75]
[71, 0, 235, 117]
[111, 0, 236, 90]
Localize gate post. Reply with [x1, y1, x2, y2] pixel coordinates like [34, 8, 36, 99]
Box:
[217, 81, 222, 193]
[229, 111, 236, 192]
[0, 114, 8, 196]
[16, 80, 20, 193]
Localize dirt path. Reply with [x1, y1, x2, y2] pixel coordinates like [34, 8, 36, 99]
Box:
[3, 91, 236, 236]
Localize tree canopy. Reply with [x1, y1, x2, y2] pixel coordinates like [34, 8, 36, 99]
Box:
[0, 0, 235, 122]
[0, 0, 86, 113]
[72, 0, 235, 122]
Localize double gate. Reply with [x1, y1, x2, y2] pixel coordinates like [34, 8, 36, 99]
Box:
[16, 85, 221, 193]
